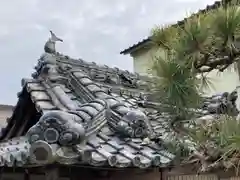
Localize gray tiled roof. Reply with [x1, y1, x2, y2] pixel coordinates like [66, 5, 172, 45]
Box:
[0, 37, 237, 168]
[0, 51, 177, 168]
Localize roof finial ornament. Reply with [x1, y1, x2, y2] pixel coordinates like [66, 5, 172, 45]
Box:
[44, 30, 63, 54]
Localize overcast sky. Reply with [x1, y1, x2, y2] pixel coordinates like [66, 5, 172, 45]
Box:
[0, 0, 217, 105]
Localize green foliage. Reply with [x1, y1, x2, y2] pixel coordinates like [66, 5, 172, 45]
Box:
[164, 140, 191, 159]
[150, 4, 240, 119]
[188, 115, 240, 171]
[151, 6, 240, 73]
[151, 54, 201, 117]
[150, 4, 240, 171]
[197, 73, 216, 93]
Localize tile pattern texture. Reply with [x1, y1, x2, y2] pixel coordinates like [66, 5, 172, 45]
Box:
[0, 38, 237, 168]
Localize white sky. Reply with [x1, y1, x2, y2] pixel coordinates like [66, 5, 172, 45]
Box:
[0, 0, 217, 105]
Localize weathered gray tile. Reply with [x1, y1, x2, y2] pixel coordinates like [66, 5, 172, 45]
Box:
[26, 83, 45, 92]
[30, 91, 50, 102]
[35, 101, 56, 111]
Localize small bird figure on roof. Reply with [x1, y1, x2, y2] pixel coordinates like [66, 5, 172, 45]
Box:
[44, 30, 63, 54]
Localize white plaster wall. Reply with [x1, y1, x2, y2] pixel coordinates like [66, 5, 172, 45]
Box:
[201, 67, 240, 96]
[132, 48, 240, 104]
[132, 46, 165, 75]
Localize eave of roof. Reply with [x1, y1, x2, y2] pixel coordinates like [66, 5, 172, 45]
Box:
[120, 0, 228, 55]
[120, 38, 151, 55]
